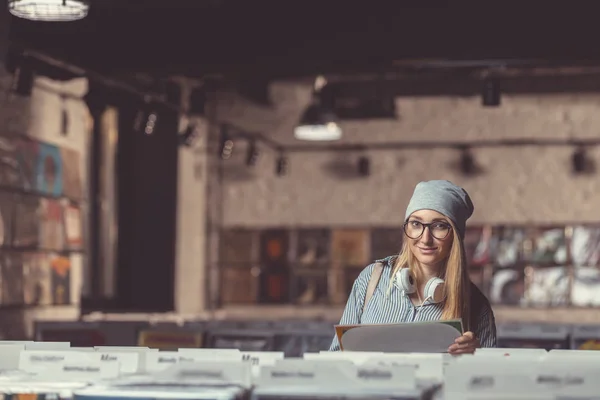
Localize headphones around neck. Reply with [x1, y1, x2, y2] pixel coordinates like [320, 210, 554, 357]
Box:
[396, 268, 445, 303]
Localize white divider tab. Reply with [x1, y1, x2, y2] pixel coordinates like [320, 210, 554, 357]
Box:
[93, 352, 139, 374]
[144, 351, 179, 372]
[153, 361, 252, 388]
[366, 353, 444, 382]
[177, 348, 242, 362]
[475, 347, 548, 358]
[46, 361, 118, 381]
[19, 350, 93, 373]
[304, 351, 384, 364]
[25, 342, 71, 350]
[444, 357, 552, 400]
[258, 359, 416, 390]
[241, 351, 284, 366]
[0, 344, 25, 370]
[536, 359, 600, 397]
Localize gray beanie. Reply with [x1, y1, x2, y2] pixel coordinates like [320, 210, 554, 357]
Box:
[404, 180, 474, 239]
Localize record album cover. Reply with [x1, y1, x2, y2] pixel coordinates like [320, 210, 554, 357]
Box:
[49, 253, 71, 305]
[1, 252, 24, 305]
[524, 266, 569, 307]
[209, 331, 274, 351]
[220, 266, 258, 304]
[22, 252, 52, 305]
[296, 228, 330, 267]
[331, 228, 370, 268]
[0, 136, 21, 188]
[489, 267, 525, 305]
[13, 195, 40, 248]
[464, 226, 492, 267]
[571, 267, 600, 307]
[370, 228, 403, 261]
[258, 270, 289, 304]
[38, 199, 65, 250]
[14, 137, 39, 190]
[291, 268, 328, 305]
[63, 203, 82, 250]
[571, 226, 600, 267]
[60, 147, 83, 199]
[260, 229, 289, 266]
[0, 193, 15, 247]
[219, 229, 255, 264]
[529, 227, 567, 266]
[35, 142, 63, 196]
[491, 227, 527, 268]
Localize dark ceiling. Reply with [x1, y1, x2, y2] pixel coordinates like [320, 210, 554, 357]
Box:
[7, 1, 600, 82]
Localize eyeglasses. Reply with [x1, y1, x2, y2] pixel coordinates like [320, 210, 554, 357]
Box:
[403, 220, 452, 240]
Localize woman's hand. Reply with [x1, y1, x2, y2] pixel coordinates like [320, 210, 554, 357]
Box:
[448, 331, 480, 355]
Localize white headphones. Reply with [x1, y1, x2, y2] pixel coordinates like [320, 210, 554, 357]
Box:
[396, 268, 445, 303]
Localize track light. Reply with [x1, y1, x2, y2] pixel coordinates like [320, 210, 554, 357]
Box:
[357, 156, 370, 177]
[246, 141, 260, 166]
[178, 124, 201, 147]
[482, 78, 501, 107]
[572, 146, 595, 175]
[12, 64, 34, 97]
[276, 154, 288, 176]
[219, 135, 234, 160]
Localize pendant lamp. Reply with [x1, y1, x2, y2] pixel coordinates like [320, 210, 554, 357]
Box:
[8, 0, 89, 22]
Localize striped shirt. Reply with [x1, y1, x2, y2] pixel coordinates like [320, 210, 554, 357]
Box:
[329, 256, 497, 351]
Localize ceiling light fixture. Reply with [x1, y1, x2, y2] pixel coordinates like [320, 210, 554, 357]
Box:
[8, 0, 90, 22]
[294, 75, 342, 141]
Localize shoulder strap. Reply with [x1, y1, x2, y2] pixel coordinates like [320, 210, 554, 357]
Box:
[362, 262, 384, 314]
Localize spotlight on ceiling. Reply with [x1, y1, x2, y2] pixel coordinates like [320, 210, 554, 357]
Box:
[246, 141, 259, 166]
[275, 154, 288, 176]
[572, 146, 595, 175]
[8, 0, 90, 22]
[357, 156, 370, 177]
[482, 78, 501, 107]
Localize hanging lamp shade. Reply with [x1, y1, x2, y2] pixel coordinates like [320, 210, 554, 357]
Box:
[8, 0, 90, 22]
[293, 103, 342, 141]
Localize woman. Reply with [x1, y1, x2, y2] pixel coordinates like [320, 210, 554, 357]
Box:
[330, 180, 496, 354]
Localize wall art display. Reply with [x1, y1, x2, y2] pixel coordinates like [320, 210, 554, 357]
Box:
[35, 142, 64, 196]
[290, 268, 328, 305]
[370, 228, 403, 261]
[22, 252, 52, 306]
[49, 253, 71, 305]
[219, 229, 255, 265]
[331, 229, 369, 268]
[489, 266, 525, 305]
[13, 195, 40, 248]
[571, 267, 600, 307]
[38, 199, 64, 251]
[491, 227, 527, 268]
[69, 253, 83, 304]
[258, 270, 289, 304]
[14, 137, 38, 191]
[220, 266, 258, 305]
[1, 252, 24, 305]
[296, 228, 329, 267]
[0, 193, 14, 247]
[343, 266, 364, 298]
[523, 266, 569, 307]
[571, 225, 600, 267]
[529, 227, 567, 265]
[63, 203, 82, 250]
[60, 147, 83, 199]
[464, 226, 493, 267]
[259, 229, 289, 266]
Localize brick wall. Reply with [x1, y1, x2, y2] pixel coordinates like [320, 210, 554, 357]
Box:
[216, 83, 600, 227]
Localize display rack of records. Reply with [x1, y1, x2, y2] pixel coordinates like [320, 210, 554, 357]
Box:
[0, 135, 85, 308]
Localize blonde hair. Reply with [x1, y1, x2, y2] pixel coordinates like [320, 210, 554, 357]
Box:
[389, 219, 473, 330]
